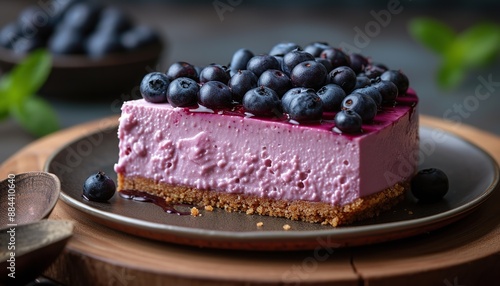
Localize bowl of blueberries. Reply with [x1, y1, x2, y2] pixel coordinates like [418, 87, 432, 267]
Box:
[0, 0, 164, 100]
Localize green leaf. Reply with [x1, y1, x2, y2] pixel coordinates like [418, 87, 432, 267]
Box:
[0, 75, 10, 119]
[10, 96, 59, 137]
[437, 60, 465, 89]
[409, 17, 456, 55]
[8, 49, 52, 103]
[447, 22, 500, 68]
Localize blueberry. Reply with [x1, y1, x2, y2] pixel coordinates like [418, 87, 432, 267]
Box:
[10, 36, 44, 54]
[198, 81, 233, 109]
[0, 22, 21, 49]
[95, 6, 132, 34]
[166, 61, 199, 82]
[354, 75, 371, 90]
[121, 25, 160, 51]
[364, 64, 387, 79]
[199, 64, 230, 84]
[60, 2, 102, 35]
[229, 48, 254, 75]
[167, 77, 199, 107]
[140, 72, 170, 103]
[228, 69, 258, 102]
[334, 110, 362, 133]
[353, 86, 382, 107]
[242, 86, 281, 116]
[290, 60, 327, 90]
[269, 42, 300, 57]
[341, 93, 377, 122]
[246, 55, 281, 77]
[83, 171, 116, 202]
[282, 49, 315, 74]
[372, 80, 398, 104]
[287, 90, 323, 122]
[411, 168, 449, 203]
[349, 53, 369, 74]
[327, 66, 357, 94]
[48, 27, 85, 54]
[281, 87, 312, 114]
[258, 69, 291, 98]
[18, 6, 54, 39]
[315, 57, 333, 73]
[320, 48, 350, 69]
[381, 70, 409, 96]
[85, 29, 124, 57]
[317, 84, 346, 111]
[304, 41, 330, 57]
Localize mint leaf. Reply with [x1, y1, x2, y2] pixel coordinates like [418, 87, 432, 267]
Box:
[409, 18, 456, 55]
[447, 22, 500, 68]
[0, 75, 10, 120]
[437, 61, 465, 89]
[8, 49, 52, 103]
[10, 96, 59, 137]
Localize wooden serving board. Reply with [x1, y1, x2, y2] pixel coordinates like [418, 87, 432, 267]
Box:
[1, 115, 499, 285]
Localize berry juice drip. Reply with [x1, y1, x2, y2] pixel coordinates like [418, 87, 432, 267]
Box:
[119, 190, 192, 215]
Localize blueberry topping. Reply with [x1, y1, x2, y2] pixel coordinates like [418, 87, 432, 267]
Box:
[341, 93, 377, 122]
[229, 70, 258, 102]
[199, 64, 230, 84]
[372, 80, 399, 104]
[411, 168, 449, 203]
[315, 57, 333, 73]
[283, 49, 315, 74]
[167, 77, 199, 107]
[316, 84, 346, 111]
[269, 42, 301, 57]
[246, 55, 281, 77]
[287, 90, 323, 122]
[334, 110, 362, 133]
[166, 61, 199, 82]
[381, 70, 409, 96]
[304, 42, 330, 57]
[354, 75, 371, 90]
[83, 171, 116, 202]
[229, 48, 254, 75]
[327, 66, 357, 94]
[364, 64, 387, 79]
[349, 53, 370, 74]
[290, 60, 327, 90]
[258, 69, 291, 98]
[242, 86, 281, 116]
[281, 87, 312, 114]
[140, 72, 170, 103]
[353, 86, 382, 107]
[198, 81, 233, 109]
[320, 48, 350, 69]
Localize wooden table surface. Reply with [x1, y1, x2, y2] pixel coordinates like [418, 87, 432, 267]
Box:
[1, 115, 499, 286]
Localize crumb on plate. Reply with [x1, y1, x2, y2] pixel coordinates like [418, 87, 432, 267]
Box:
[256, 222, 264, 228]
[204, 205, 214, 211]
[191, 207, 199, 216]
[283, 224, 291, 231]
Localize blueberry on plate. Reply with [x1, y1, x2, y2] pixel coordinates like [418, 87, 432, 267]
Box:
[83, 171, 116, 202]
[381, 69, 409, 96]
[290, 60, 328, 90]
[258, 69, 291, 98]
[287, 90, 323, 122]
[167, 77, 199, 107]
[341, 93, 377, 122]
[316, 84, 346, 112]
[228, 69, 258, 102]
[411, 168, 449, 203]
[328, 66, 357, 94]
[334, 109, 362, 133]
[242, 86, 281, 116]
[198, 81, 233, 109]
[140, 72, 170, 103]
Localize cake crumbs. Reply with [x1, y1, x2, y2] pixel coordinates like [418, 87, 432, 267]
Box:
[190, 207, 200, 216]
[204, 205, 214, 211]
[256, 222, 264, 228]
[283, 224, 291, 231]
[408, 210, 414, 215]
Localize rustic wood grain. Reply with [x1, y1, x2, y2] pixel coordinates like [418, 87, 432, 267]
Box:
[0, 115, 499, 285]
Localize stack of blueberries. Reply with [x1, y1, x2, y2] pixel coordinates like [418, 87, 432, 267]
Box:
[140, 42, 409, 134]
[0, 0, 160, 57]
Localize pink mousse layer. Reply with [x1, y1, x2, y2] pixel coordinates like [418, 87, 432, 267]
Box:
[114, 91, 419, 206]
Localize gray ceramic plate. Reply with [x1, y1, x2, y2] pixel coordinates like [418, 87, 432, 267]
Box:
[45, 125, 499, 250]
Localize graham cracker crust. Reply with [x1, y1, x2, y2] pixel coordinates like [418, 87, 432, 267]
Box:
[117, 174, 407, 227]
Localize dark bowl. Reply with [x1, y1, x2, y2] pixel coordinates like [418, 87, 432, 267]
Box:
[0, 42, 164, 100]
